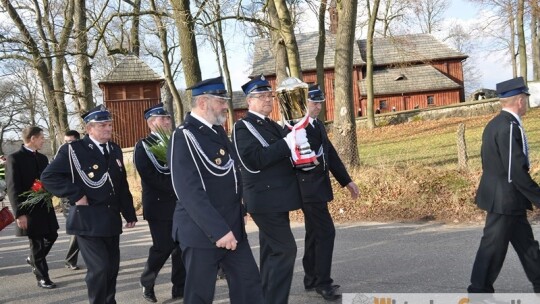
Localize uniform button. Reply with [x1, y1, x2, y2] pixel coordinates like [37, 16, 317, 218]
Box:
[302, 179, 305, 182]
[157, 198, 160, 201]
[266, 185, 270, 188]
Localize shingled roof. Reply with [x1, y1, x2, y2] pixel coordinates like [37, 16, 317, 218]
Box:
[99, 55, 163, 84]
[251, 31, 364, 77]
[250, 32, 467, 76]
[357, 33, 468, 66]
[357, 65, 462, 96]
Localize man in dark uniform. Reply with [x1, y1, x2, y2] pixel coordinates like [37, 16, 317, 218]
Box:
[62, 130, 81, 270]
[299, 84, 360, 301]
[467, 77, 540, 293]
[41, 105, 137, 304]
[6, 126, 59, 289]
[168, 77, 263, 304]
[135, 103, 186, 302]
[232, 76, 305, 304]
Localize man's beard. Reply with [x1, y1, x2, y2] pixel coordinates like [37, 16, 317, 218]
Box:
[207, 107, 227, 125]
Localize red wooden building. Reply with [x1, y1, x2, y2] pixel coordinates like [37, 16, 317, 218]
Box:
[98, 55, 163, 148]
[248, 32, 468, 121]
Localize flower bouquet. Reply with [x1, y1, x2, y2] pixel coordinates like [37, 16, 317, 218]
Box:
[19, 179, 53, 211]
[146, 127, 172, 164]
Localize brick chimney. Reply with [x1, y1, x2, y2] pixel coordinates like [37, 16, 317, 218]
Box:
[329, 0, 338, 34]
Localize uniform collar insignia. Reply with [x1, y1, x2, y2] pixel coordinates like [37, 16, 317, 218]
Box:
[256, 119, 264, 125]
[88, 143, 93, 149]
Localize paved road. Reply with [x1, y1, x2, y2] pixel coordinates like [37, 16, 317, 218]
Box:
[0, 216, 536, 303]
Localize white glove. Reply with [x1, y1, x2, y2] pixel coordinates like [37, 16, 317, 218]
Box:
[284, 132, 296, 151]
[295, 129, 308, 145]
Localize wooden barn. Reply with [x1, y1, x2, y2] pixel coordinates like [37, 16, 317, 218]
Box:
[250, 32, 467, 121]
[98, 55, 163, 148]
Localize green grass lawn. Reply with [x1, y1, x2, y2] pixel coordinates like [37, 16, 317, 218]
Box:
[357, 107, 540, 171]
[298, 107, 540, 223]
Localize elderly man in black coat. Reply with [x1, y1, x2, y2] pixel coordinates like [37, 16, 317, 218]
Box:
[232, 76, 305, 304]
[6, 126, 59, 289]
[41, 106, 137, 304]
[134, 103, 186, 302]
[468, 77, 540, 293]
[298, 84, 360, 301]
[168, 77, 263, 304]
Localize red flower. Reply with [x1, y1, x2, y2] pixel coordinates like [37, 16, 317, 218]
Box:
[31, 180, 43, 193]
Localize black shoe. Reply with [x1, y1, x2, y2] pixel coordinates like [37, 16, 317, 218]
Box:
[26, 257, 33, 267]
[315, 285, 341, 301]
[142, 286, 157, 303]
[306, 284, 340, 292]
[64, 263, 79, 270]
[37, 279, 56, 289]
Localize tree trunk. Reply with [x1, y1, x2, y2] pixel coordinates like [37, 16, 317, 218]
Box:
[530, 0, 540, 80]
[74, 0, 95, 114]
[151, 0, 183, 125]
[509, 8, 518, 78]
[517, 0, 527, 82]
[316, 0, 327, 121]
[366, 0, 382, 130]
[456, 123, 468, 171]
[333, 0, 360, 168]
[214, 3, 234, 132]
[272, 0, 303, 79]
[266, 0, 289, 84]
[130, 0, 141, 56]
[171, 0, 202, 110]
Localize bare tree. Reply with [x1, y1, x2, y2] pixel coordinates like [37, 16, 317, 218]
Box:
[445, 24, 482, 95]
[315, 0, 328, 121]
[74, 0, 96, 113]
[365, 0, 382, 130]
[272, 0, 303, 78]
[148, 0, 184, 124]
[170, 0, 202, 95]
[0, 0, 74, 149]
[517, 0, 527, 81]
[531, 0, 540, 80]
[411, 0, 450, 34]
[378, 0, 412, 37]
[333, 0, 360, 167]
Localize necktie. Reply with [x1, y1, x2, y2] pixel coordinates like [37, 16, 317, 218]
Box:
[100, 143, 110, 162]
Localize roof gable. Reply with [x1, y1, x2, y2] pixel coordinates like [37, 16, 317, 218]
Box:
[358, 65, 462, 96]
[99, 55, 163, 84]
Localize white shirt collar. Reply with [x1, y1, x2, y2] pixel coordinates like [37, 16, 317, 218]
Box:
[308, 117, 316, 126]
[502, 108, 523, 126]
[23, 145, 35, 153]
[249, 110, 266, 120]
[190, 112, 217, 133]
[89, 136, 108, 154]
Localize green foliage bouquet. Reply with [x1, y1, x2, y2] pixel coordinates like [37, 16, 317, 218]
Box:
[146, 127, 172, 164]
[19, 179, 53, 211]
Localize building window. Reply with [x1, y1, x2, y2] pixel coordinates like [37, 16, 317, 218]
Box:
[427, 95, 434, 105]
[380, 100, 387, 109]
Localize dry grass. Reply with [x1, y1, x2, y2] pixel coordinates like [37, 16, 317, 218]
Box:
[127, 108, 540, 224]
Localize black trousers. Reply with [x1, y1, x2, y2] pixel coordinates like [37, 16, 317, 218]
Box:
[250, 212, 297, 304]
[180, 240, 263, 304]
[302, 202, 336, 289]
[28, 232, 58, 280]
[64, 235, 79, 266]
[140, 220, 186, 294]
[78, 235, 120, 304]
[468, 213, 540, 292]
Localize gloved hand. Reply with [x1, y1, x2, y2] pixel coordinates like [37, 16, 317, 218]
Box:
[295, 128, 308, 145]
[284, 131, 296, 151]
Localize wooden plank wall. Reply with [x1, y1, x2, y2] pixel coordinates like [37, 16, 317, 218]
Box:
[359, 90, 461, 114]
[107, 99, 159, 148]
